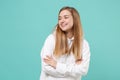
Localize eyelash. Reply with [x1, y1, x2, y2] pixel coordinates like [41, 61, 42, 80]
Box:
[65, 17, 68, 19]
[58, 17, 69, 20]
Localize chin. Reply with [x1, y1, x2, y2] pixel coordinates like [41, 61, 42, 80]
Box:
[61, 29, 67, 32]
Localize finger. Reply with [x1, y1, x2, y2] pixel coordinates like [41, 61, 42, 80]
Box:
[43, 58, 48, 61]
[43, 58, 50, 64]
[76, 61, 81, 64]
[43, 58, 53, 62]
[46, 55, 51, 59]
[46, 55, 53, 60]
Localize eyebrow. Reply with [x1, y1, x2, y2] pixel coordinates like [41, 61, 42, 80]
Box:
[59, 15, 70, 18]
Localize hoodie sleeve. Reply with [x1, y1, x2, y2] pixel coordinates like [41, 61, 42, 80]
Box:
[40, 34, 65, 77]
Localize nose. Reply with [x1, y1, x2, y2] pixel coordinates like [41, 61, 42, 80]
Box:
[60, 19, 65, 23]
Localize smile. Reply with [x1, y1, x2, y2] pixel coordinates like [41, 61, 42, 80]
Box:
[61, 23, 68, 27]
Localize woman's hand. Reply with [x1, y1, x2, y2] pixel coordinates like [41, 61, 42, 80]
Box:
[75, 59, 82, 65]
[43, 55, 57, 69]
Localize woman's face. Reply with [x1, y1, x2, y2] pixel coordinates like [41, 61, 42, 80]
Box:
[58, 10, 73, 32]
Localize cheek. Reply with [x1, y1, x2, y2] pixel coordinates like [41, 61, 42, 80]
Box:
[68, 19, 73, 27]
[58, 21, 60, 26]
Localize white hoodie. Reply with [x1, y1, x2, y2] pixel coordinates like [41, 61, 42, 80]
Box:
[40, 34, 90, 80]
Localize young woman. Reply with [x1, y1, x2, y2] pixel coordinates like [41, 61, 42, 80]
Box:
[40, 6, 90, 80]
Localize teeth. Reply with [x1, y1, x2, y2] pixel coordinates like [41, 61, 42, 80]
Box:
[61, 23, 67, 27]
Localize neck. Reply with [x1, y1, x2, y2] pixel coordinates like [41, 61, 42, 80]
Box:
[66, 30, 73, 39]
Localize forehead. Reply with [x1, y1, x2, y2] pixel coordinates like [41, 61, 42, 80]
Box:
[59, 10, 71, 16]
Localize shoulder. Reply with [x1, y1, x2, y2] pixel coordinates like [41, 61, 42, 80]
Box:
[81, 39, 90, 57]
[83, 39, 89, 46]
[44, 33, 55, 44]
[46, 33, 55, 40]
[82, 39, 90, 51]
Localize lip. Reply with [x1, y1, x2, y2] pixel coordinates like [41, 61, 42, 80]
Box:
[61, 23, 68, 27]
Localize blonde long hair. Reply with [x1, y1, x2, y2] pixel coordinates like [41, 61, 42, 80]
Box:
[53, 6, 83, 60]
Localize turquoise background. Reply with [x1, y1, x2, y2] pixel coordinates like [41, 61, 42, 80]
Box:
[0, 0, 120, 80]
